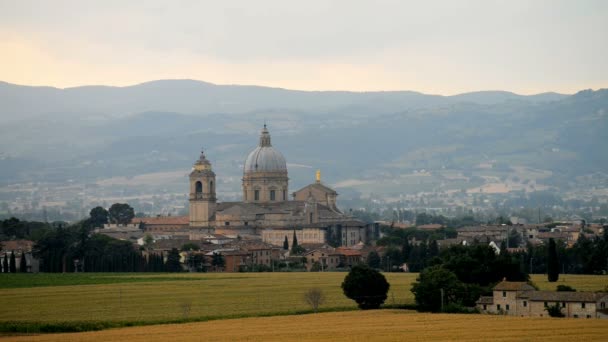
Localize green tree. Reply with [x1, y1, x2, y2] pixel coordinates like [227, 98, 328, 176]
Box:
[367, 250, 381, 269]
[108, 203, 135, 224]
[545, 303, 565, 317]
[143, 234, 154, 250]
[88, 206, 109, 228]
[283, 235, 289, 250]
[165, 248, 182, 272]
[212, 252, 225, 271]
[291, 231, 305, 255]
[411, 265, 464, 312]
[556, 285, 576, 292]
[19, 252, 27, 272]
[180, 243, 200, 251]
[341, 265, 390, 309]
[9, 251, 16, 273]
[2, 253, 7, 273]
[547, 238, 559, 282]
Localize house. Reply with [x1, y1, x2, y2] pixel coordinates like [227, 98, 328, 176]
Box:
[304, 248, 343, 271]
[477, 280, 608, 319]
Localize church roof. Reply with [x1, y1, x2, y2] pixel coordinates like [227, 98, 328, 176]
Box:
[294, 182, 338, 195]
[243, 125, 287, 173]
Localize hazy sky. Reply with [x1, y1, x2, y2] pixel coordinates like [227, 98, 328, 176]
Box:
[1, 0, 606, 94]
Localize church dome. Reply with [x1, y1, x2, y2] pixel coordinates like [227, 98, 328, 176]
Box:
[243, 125, 287, 173]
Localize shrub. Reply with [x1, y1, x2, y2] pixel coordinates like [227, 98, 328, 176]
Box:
[546, 303, 565, 317]
[556, 285, 576, 292]
[341, 265, 390, 310]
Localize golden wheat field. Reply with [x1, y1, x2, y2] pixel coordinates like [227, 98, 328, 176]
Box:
[0, 273, 606, 324]
[4, 310, 608, 342]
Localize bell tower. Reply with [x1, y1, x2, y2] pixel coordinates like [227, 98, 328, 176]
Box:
[189, 149, 216, 228]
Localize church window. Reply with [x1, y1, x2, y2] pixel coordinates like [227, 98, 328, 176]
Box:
[244, 221, 248, 226]
[210, 181, 214, 193]
[283, 190, 286, 200]
[254, 190, 260, 201]
[270, 190, 276, 201]
[195, 181, 203, 194]
[309, 212, 313, 223]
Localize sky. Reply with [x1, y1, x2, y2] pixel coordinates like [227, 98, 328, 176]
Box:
[0, 0, 607, 95]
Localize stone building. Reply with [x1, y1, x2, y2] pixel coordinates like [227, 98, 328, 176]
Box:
[187, 125, 371, 247]
[477, 280, 608, 319]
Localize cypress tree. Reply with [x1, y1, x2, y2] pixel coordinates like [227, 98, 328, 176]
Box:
[292, 230, 298, 249]
[547, 238, 559, 282]
[283, 235, 289, 250]
[9, 251, 17, 273]
[19, 252, 27, 272]
[2, 253, 7, 273]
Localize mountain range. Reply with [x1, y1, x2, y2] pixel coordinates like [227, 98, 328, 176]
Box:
[0, 80, 606, 199]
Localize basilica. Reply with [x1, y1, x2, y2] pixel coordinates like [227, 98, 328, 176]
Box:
[188, 125, 371, 247]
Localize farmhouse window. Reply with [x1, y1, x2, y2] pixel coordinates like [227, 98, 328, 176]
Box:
[562, 302, 565, 308]
[523, 301, 527, 307]
[502, 291, 506, 297]
[544, 302, 548, 307]
[506, 304, 510, 311]
[497, 304, 501, 310]
[483, 304, 487, 310]
[581, 302, 586, 309]
[602, 302, 606, 309]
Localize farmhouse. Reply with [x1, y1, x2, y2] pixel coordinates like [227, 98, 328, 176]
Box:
[477, 280, 608, 319]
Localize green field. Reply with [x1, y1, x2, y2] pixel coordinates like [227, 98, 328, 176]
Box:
[0, 272, 606, 333]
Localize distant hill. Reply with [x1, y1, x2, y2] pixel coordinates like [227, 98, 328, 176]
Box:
[0, 80, 606, 199]
[0, 80, 568, 123]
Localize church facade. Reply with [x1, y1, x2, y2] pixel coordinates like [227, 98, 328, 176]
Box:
[188, 125, 372, 247]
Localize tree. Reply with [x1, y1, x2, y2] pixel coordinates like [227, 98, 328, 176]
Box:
[291, 231, 305, 255]
[283, 235, 289, 250]
[341, 265, 390, 309]
[2, 253, 7, 273]
[143, 234, 154, 250]
[108, 203, 135, 225]
[212, 252, 225, 271]
[411, 266, 463, 312]
[303, 288, 325, 313]
[180, 243, 200, 251]
[9, 251, 17, 273]
[165, 248, 182, 272]
[88, 206, 109, 228]
[19, 252, 27, 272]
[545, 303, 565, 317]
[547, 238, 559, 282]
[367, 251, 381, 269]
[556, 285, 576, 292]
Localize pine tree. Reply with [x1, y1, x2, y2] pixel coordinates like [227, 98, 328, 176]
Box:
[2, 253, 7, 273]
[547, 238, 560, 282]
[292, 230, 298, 249]
[19, 252, 27, 272]
[283, 236, 289, 250]
[9, 251, 17, 273]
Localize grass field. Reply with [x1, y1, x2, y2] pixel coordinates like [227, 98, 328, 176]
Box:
[0, 272, 606, 333]
[4, 310, 608, 342]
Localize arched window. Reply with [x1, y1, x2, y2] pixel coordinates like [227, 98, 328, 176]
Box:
[254, 190, 260, 201]
[195, 181, 203, 194]
[270, 190, 276, 201]
[209, 180, 214, 193]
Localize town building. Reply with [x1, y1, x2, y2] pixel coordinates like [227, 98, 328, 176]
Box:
[477, 280, 608, 319]
[187, 125, 371, 246]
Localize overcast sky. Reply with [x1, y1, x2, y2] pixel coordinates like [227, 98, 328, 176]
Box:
[1, 0, 606, 94]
